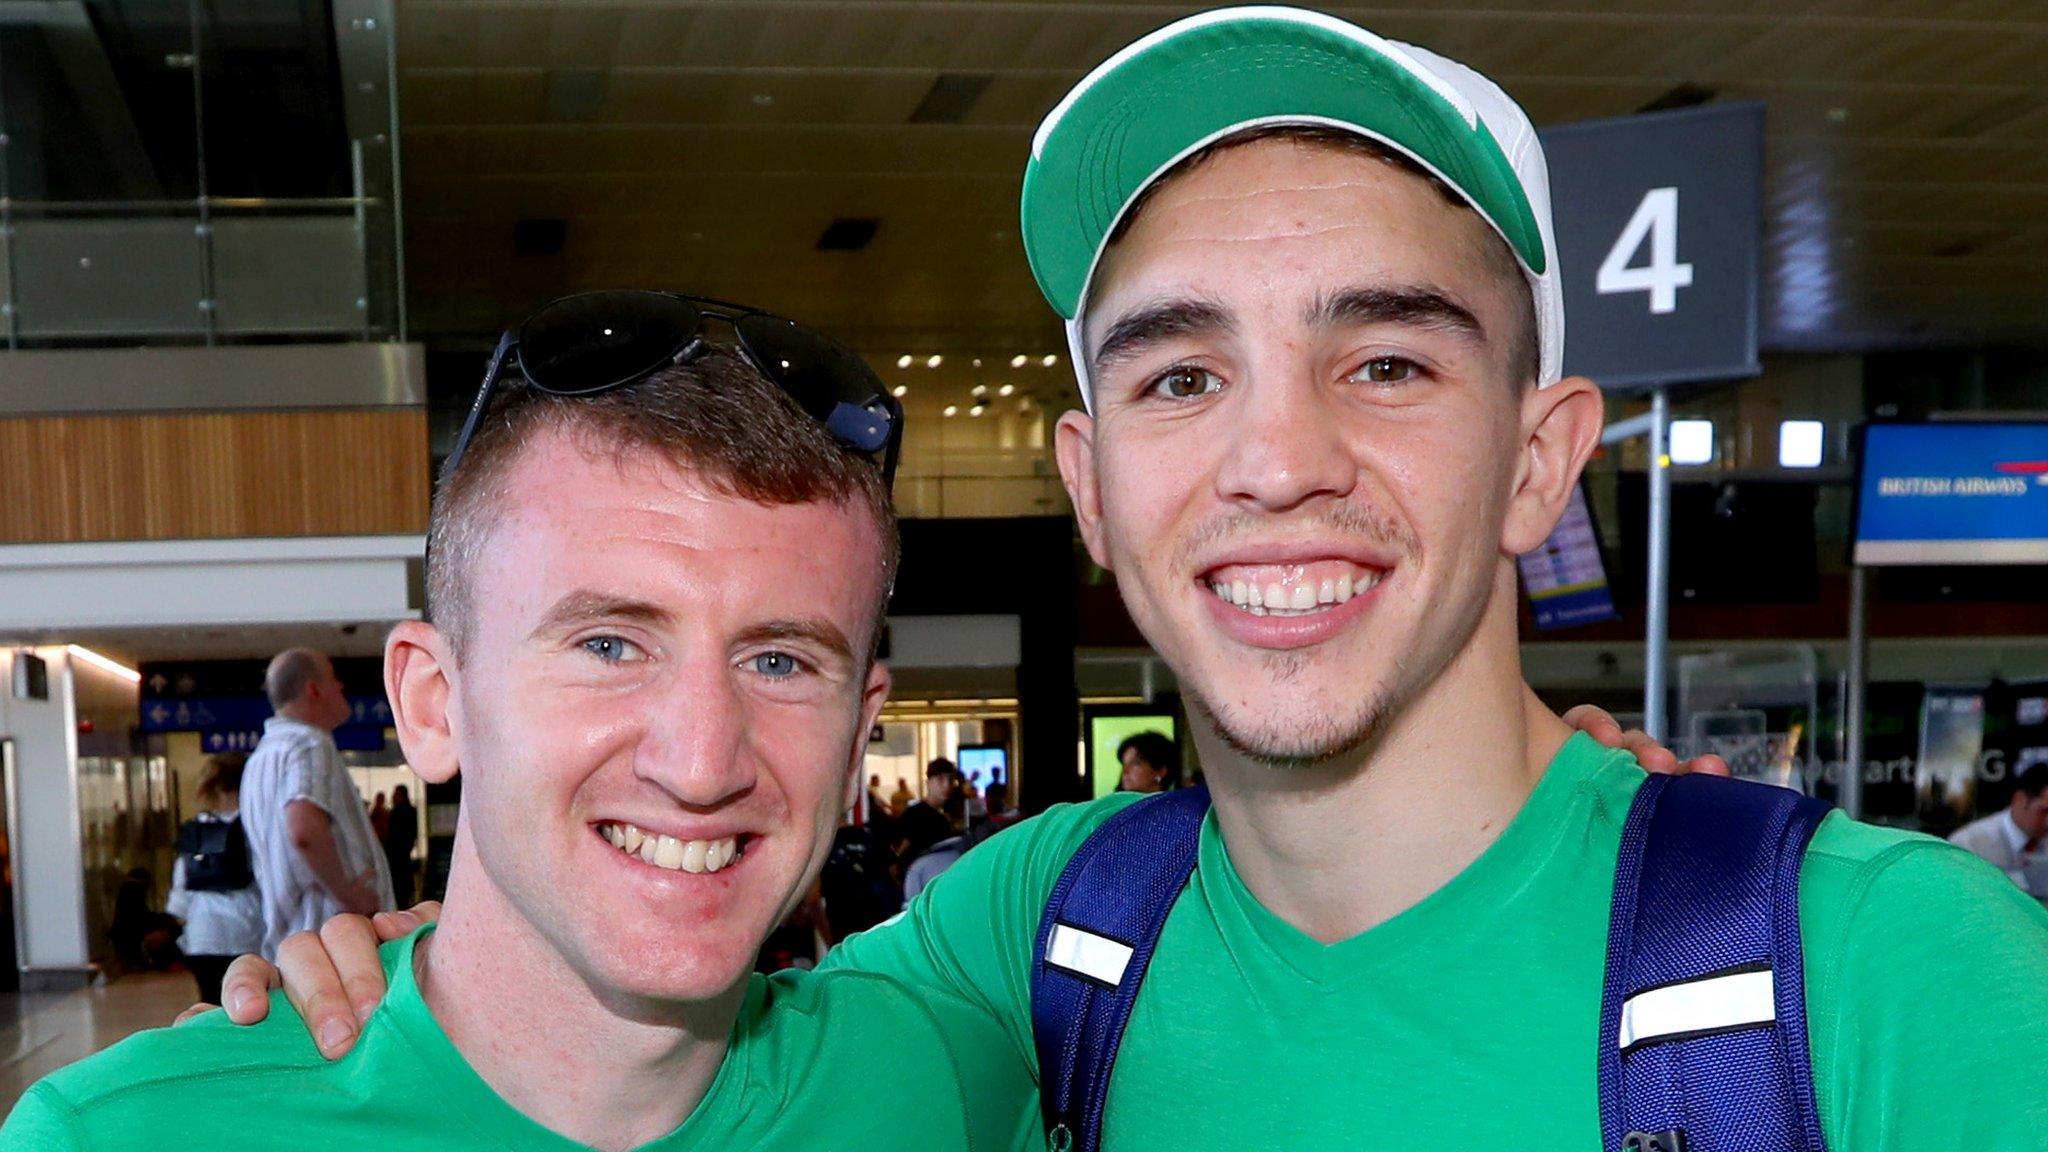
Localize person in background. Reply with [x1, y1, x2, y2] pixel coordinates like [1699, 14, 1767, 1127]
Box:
[239, 648, 394, 958]
[898, 758, 961, 863]
[383, 784, 419, 907]
[886, 776, 914, 816]
[369, 792, 391, 843]
[168, 755, 263, 1006]
[1117, 730, 1180, 793]
[109, 868, 180, 974]
[1950, 763, 2048, 899]
[983, 774, 1015, 830]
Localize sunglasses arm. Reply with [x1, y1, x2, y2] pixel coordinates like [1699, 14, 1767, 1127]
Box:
[445, 331, 519, 477]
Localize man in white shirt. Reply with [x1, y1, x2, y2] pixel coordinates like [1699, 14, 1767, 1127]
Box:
[1950, 763, 2048, 899]
[239, 648, 394, 956]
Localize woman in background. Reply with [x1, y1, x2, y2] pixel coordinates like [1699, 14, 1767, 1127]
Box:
[167, 755, 263, 1005]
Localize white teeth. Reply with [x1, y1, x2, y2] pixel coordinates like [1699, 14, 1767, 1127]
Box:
[600, 823, 741, 874]
[654, 835, 685, 870]
[1204, 567, 1388, 617]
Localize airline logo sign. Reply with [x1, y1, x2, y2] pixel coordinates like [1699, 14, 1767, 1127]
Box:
[1854, 423, 2048, 566]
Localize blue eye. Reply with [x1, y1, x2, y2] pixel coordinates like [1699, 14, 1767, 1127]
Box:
[582, 636, 642, 664]
[751, 651, 800, 678]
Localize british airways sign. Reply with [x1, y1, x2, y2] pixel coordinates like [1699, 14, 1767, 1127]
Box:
[1853, 422, 2048, 566]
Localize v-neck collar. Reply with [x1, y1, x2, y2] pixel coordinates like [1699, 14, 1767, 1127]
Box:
[1194, 733, 1615, 989]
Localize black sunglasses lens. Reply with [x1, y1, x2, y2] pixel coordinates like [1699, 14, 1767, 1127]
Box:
[734, 314, 895, 454]
[519, 292, 701, 395]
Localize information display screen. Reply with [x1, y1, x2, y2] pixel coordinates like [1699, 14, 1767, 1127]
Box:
[1854, 422, 2048, 566]
[1518, 484, 1620, 630]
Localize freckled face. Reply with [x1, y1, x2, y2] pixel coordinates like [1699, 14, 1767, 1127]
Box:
[450, 430, 890, 1002]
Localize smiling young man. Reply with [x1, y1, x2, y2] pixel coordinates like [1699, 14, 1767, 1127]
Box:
[1, 320, 986, 1151]
[196, 8, 2048, 1151]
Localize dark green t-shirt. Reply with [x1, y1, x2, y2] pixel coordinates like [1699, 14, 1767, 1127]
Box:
[828, 733, 2048, 1150]
[3, 927, 980, 1151]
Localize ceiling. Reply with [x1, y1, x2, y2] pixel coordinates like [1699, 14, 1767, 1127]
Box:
[395, 0, 2048, 410]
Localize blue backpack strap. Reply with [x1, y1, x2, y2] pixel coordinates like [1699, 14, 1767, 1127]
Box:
[1599, 772, 1833, 1152]
[1031, 786, 1211, 1152]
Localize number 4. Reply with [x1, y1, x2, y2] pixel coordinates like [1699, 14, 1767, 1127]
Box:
[1596, 186, 1693, 315]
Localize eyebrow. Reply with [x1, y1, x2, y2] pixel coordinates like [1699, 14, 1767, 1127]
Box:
[531, 590, 674, 638]
[1089, 298, 1235, 375]
[737, 619, 856, 664]
[1307, 285, 1487, 345]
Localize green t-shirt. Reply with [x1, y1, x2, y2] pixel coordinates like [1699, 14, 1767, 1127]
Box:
[2, 926, 981, 1151]
[828, 733, 2048, 1150]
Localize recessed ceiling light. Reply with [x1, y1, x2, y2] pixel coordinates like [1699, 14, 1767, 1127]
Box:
[1825, 106, 1848, 123]
[1010, 354, 1028, 368]
[943, 405, 959, 417]
[927, 354, 943, 368]
[969, 404, 985, 417]
[1778, 420, 1824, 468]
[972, 358, 983, 368]
[1669, 420, 1715, 466]
[897, 355, 913, 369]
[1041, 354, 1058, 367]
[752, 93, 775, 106]
[971, 384, 987, 397]
[998, 384, 1014, 397]
[891, 385, 908, 398]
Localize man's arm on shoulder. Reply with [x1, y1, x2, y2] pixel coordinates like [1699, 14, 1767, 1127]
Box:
[1816, 837, 2048, 1150]
[0, 1083, 85, 1151]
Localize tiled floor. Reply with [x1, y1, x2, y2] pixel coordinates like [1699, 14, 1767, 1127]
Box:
[0, 972, 202, 1113]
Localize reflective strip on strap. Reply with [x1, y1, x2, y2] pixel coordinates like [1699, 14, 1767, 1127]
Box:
[1046, 923, 1135, 986]
[1617, 967, 1776, 1050]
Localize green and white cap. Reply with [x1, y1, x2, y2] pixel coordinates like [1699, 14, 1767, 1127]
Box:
[1022, 6, 1565, 407]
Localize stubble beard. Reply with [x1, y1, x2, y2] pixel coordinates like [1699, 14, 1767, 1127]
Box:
[1185, 643, 1414, 771]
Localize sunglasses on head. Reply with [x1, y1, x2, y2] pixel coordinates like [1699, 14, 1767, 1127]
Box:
[446, 290, 903, 483]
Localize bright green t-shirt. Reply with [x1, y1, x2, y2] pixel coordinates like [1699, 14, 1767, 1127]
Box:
[828, 733, 2048, 1150]
[2, 926, 981, 1151]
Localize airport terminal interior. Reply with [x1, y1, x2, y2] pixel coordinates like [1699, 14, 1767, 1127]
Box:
[0, 0, 2045, 1127]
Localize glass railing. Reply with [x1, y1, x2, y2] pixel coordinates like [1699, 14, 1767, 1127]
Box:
[0, 0, 402, 348]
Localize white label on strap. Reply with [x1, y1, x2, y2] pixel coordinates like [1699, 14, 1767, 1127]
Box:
[1617, 968, 1776, 1050]
[1047, 924, 1135, 987]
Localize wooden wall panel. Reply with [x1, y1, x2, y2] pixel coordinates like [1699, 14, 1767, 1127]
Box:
[0, 409, 429, 543]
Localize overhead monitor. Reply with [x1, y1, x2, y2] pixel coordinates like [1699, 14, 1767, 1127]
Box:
[1853, 422, 2048, 566]
[1518, 483, 1619, 630]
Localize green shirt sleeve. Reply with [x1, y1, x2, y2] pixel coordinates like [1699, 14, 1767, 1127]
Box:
[1811, 836, 2048, 1150]
[0, 1082, 86, 1151]
[823, 798, 1141, 1152]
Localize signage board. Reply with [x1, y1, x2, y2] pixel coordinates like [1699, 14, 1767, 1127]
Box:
[1853, 422, 2048, 565]
[1541, 102, 1764, 390]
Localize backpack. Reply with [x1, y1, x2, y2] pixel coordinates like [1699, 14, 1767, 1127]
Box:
[175, 813, 255, 893]
[1030, 773, 1832, 1152]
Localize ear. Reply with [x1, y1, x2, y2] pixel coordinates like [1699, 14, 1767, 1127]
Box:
[844, 660, 893, 812]
[1054, 408, 1113, 571]
[1501, 375, 1605, 556]
[386, 620, 462, 785]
